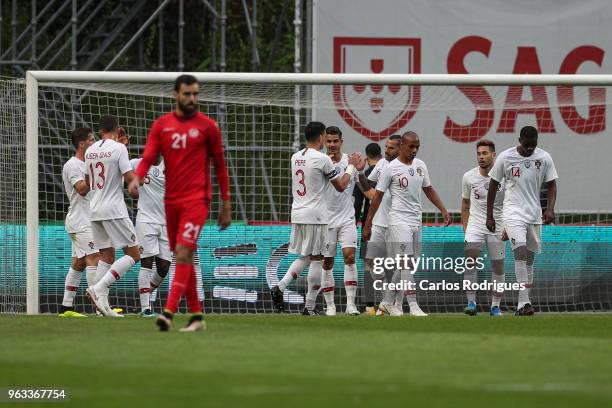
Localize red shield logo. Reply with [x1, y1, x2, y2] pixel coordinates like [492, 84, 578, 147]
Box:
[333, 37, 421, 141]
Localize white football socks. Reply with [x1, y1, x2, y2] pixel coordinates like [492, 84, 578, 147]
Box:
[344, 264, 358, 307]
[95, 260, 111, 284]
[94, 255, 136, 295]
[85, 265, 97, 287]
[305, 260, 322, 310]
[491, 271, 505, 308]
[138, 267, 153, 311]
[515, 260, 530, 308]
[321, 268, 335, 307]
[464, 267, 477, 304]
[62, 267, 82, 307]
[278, 256, 310, 292]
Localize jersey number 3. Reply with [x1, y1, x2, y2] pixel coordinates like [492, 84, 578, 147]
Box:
[89, 162, 105, 190]
[295, 169, 306, 196]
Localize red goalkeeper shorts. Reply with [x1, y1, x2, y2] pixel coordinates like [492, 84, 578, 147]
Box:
[165, 200, 209, 251]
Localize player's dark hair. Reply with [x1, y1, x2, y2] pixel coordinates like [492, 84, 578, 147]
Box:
[389, 134, 402, 142]
[304, 121, 326, 142]
[99, 115, 118, 133]
[174, 74, 198, 92]
[365, 143, 382, 159]
[71, 127, 92, 149]
[520, 125, 538, 139]
[325, 125, 342, 139]
[476, 139, 495, 151]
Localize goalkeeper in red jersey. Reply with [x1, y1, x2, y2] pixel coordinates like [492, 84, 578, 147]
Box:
[128, 74, 232, 332]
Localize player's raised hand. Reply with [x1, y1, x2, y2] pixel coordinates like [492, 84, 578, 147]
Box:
[348, 152, 361, 166]
[543, 208, 555, 224]
[355, 156, 366, 172]
[218, 200, 232, 231]
[486, 216, 496, 233]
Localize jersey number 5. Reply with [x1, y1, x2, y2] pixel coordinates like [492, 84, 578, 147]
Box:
[295, 169, 306, 196]
[89, 162, 105, 190]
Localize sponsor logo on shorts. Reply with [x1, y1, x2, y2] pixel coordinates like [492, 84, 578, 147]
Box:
[131, 234, 136, 242]
[511, 238, 516, 245]
[88, 241, 95, 249]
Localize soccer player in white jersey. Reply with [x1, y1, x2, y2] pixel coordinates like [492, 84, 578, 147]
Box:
[487, 126, 558, 316]
[359, 135, 401, 315]
[129, 157, 171, 317]
[319, 126, 360, 316]
[461, 139, 506, 316]
[85, 116, 141, 317]
[271, 121, 364, 315]
[364, 132, 451, 317]
[59, 128, 98, 317]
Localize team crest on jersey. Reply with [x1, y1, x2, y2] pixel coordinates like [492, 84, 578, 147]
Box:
[535, 160, 542, 170]
[188, 128, 199, 138]
[152, 168, 160, 177]
[416, 167, 423, 176]
[525, 160, 531, 168]
[88, 241, 94, 249]
[408, 168, 415, 176]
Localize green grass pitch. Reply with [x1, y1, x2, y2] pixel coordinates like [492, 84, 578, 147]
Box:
[0, 314, 611, 408]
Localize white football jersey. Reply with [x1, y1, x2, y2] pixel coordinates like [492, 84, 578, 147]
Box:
[130, 158, 166, 225]
[489, 147, 558, 225]
[462, 166, 505, 231]
[290, 148, 341, 224]
[368, 158, 391, 228]
[62, 156, 91, 233]
[85, 139, 132, 221]
[325, 153, 357, 228]
[376, 158, 431, 227]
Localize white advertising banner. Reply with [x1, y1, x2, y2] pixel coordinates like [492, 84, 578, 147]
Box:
[313, 0, 612, 212]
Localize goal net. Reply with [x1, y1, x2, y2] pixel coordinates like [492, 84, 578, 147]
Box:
[2, 72, 611, 314]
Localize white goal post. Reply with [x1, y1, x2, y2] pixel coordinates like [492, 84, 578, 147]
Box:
[22, 71, 612, 314]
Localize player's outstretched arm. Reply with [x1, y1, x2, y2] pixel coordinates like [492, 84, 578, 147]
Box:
[486, 179, 499, 232]
[423, 185, 451, 226]
[543, 179, 557, 224]
[362, 190, 383, 241]
[461, 198, 470, 232]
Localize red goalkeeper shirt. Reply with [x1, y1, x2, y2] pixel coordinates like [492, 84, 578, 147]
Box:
[135, 111, 230, 205]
